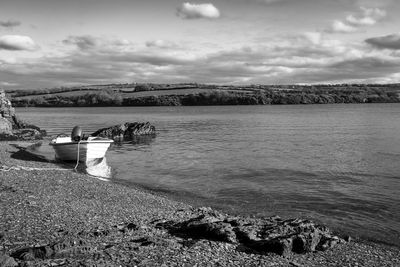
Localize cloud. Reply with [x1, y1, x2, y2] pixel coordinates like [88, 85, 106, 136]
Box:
[365, 34, 400, 50]
[0, 35, 38, 51]
[327, 6, 386, 33]
[62, 35, 133, 51]
[2, 32, 400, 89]
[346, 7, 386, 26]
[63, 35, 99, 50]
[330, 20, 357, 33]
[303, 32, 322, 45]
[146, 40, 178, 49]
[0, 20, 21, 28]
[0, 81, 18, 87]
[176, 3, 220, 19]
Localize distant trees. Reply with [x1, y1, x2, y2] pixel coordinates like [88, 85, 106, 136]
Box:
[8, 84, 400, 107]
[11, 90, 123, 107]
[134, 84, 153, 92]
[81, 90, 123, 106]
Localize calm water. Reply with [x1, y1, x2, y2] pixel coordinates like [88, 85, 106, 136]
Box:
[17, 104, 400, 246]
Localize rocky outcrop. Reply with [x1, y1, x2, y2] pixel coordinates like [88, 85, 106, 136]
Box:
[156, 207, 346, 257]
[0, 89, 46, 140]
[91, 122, 155, 141]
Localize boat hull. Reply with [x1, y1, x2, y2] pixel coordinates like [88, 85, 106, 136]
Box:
[50, 139, 113, 162]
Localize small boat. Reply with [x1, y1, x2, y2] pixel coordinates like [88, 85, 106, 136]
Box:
[49, 126, 113, 162]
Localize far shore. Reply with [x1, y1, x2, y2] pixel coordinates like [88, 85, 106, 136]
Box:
[6, 83, 400, 107]
[1, 141, 399, 266]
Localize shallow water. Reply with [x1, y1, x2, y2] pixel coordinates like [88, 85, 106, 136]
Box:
[17, 104, 400, 246]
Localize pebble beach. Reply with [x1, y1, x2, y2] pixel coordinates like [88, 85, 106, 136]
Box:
[1, 142, 399, 267]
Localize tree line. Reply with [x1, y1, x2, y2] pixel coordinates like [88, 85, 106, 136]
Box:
[9, 87, 400, 107]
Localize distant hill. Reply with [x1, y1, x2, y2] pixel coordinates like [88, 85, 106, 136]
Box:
[5, 83, 400, 107]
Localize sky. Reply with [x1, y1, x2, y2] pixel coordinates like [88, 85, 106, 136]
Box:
[1, 0, 400, 89]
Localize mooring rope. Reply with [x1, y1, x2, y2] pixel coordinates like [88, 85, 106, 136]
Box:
[74, 140, 82, 170]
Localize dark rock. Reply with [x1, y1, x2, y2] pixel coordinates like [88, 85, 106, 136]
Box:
[316, 236, 340, 251]
[234, 226, 259, 243]
[91, 122, 155, 141]
[159, 207, 344, 257]
[170, 214, 237, 243]
[343, 235, 352, 242]
[0, 89, 46, 140]
[246, 237, 294, 257]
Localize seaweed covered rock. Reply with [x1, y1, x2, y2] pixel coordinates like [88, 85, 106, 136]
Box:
[157, 207, 346, 257]
[91, 122, 156, 141]
[0, 89, 46, 140]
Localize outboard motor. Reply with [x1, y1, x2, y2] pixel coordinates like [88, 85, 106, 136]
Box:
[71, 126, 83, 141]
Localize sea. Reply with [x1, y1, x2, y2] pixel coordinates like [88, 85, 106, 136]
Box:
[16, 104, 400, 247]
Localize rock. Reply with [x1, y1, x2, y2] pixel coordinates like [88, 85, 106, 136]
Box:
[292, 230, 322, 253]
[12, 128, 44, 140]
[0, 89, 46, 140]
[234, 226, 259, 243]
[247, 237, 294, 257]
[158, 207, 345, 257]
[344, 235, 352, 242]
[91, 122, 156, 141]
[0, 90, 15, 118]
[0, 252, 18, 267]
[167, 214, 237, 243]
[0, 118, 12, 135]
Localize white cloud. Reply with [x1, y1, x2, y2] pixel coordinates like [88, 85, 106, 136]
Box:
[346, 7, 386, 26]
[330, 20, 357, 33]
[0, 35, 38, 51]
[327, 6, 386, 34]
[303, 32, 322, 45]
[176, 3, 220, 19]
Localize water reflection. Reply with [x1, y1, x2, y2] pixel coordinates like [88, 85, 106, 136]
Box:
[111, 135, 155, 153]
[82, 157, 112, 178]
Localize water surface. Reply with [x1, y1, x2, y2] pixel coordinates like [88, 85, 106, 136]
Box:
[17, 104, 400, 246]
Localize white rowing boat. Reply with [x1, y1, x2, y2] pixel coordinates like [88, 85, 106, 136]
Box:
[49, 136, 113, 162]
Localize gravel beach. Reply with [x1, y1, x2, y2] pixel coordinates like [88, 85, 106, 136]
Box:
[1, 142, 399, 267]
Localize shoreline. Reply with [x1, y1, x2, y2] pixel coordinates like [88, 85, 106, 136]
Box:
[1, 142, 399, 266]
